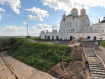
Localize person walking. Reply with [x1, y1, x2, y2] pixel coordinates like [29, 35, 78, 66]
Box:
[98, 41, 100, 46]
[95, 41, 98, 46]
[81, 40, 83, 45]
[70, 41, 73, 45]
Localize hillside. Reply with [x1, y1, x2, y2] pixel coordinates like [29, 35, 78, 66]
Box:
[7, 38, 72, 71]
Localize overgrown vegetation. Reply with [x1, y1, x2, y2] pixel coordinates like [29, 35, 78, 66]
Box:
[0, 38, 11, 51]
[100, 42, 105, 47]
[8, 38, 72, 71]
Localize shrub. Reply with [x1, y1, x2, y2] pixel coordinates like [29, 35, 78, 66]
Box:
[10, 37, 16, 45]
[100, 42, 105, 47]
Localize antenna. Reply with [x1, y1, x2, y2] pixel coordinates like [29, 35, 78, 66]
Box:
[27, 24, 28, 36]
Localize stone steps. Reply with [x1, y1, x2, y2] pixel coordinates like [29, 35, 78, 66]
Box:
[84, 47, 105, 79]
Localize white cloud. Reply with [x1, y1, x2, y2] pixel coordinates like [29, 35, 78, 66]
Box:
[36, 23, 52, 29]
[41, 0, 105, 14]
[53, 21, 60, 28]
[0, 8, 5, 12]
[0, 0, 21, 14]
[26, 7, 49, 21]
[0, 14, 2, 20]
[22, 22, 26, 25]
[31, 26, 37, 31]
[27, 15, 38, 20]
[0, 21, 60, 36]
[4, 25, 25, 32]
[89, 18, 96, 25]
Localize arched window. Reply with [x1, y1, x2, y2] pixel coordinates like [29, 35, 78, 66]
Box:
[83, 19, 84, 23]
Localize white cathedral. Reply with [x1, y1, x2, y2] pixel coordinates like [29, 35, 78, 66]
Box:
[40, 7, 105, 41]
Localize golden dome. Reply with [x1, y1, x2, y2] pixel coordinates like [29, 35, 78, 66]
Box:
[81, 8, 86, 11]
[71, 8, 78, 11]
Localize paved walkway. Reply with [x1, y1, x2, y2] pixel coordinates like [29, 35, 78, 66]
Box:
[0, 53, 16, 79]
[1, 51, 57, 79]
[27, 39, 70, 45]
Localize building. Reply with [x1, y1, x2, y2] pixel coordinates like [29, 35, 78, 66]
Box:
[40, 7, 105, 41]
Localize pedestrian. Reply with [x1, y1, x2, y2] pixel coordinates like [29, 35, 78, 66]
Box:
[95, 41, 98, 46]
[81, 40, 83, 45]
[98, 42, 100, 46]
[70, 41, 73, 45]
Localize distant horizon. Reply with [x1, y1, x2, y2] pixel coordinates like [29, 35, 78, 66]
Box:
[0, 36, 39, 37]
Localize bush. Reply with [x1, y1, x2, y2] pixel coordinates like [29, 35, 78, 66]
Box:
[26, 36, 31, 38]
[100, 42, 105, 47]
[10, 37, 16, 45]
[8, 38, 72, 71]
[0, 40, 3, 51]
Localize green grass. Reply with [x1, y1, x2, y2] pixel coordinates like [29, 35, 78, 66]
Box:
[101, 42, 105, 47]
[8, 38, 72, 71]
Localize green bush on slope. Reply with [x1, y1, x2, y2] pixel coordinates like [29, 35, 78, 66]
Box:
[8, 38, 72, 71]
[100, 42, 105, 47]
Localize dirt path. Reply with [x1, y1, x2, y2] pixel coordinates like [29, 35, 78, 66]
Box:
[1, 51, 57, 79]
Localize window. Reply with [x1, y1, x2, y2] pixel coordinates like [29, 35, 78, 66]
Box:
[83, 19, 84, 23]
[67, 22, 69, 27]
[76, 22, 77, 28]
[70, 22, 71, 27]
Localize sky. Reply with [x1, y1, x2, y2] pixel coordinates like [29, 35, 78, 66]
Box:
[0, 0, 105, 36]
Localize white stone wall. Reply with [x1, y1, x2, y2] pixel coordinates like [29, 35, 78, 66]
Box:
[40, 32, 101, 40]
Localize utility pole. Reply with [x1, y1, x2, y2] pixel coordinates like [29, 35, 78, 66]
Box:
[27, 24, 28, 36]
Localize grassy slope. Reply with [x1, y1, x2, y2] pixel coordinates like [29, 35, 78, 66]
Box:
[8, 38, 72, 71]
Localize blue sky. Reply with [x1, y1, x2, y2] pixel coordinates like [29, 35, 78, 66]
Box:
[0, 0, 105, 36]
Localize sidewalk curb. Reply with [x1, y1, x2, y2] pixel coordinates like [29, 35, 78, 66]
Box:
[0, 53, 19, 79]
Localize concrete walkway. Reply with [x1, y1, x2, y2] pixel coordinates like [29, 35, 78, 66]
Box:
[1, 51, 57, 79]
[0, 53, 16, 79]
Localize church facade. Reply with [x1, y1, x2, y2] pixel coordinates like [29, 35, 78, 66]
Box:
[40, 8, 105, 41]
